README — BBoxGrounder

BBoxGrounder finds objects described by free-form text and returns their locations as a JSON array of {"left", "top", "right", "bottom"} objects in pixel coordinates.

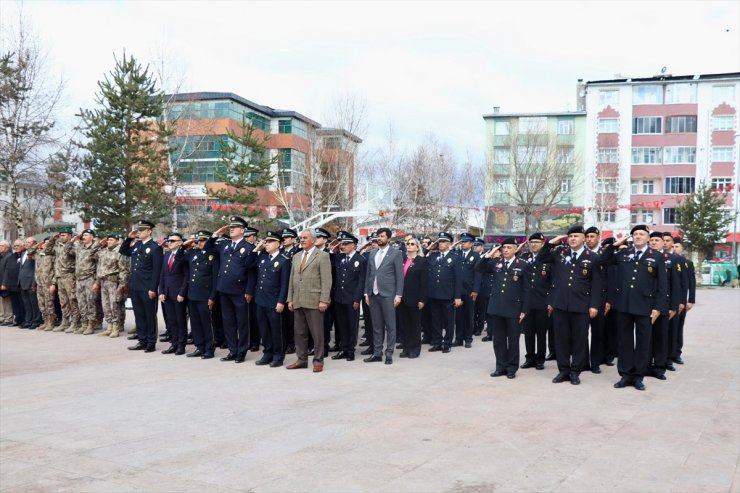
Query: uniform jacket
[
  {"left": 364, "top": 247, "right": 404, "bottom": 298},
  {"left": 73, "top": 241, "right": 100, "bottom": 281},
  {"left": 536, "top": 244, "right": 603, "bottom": 313},
  {"left": 119, "top": 238, "right": 163, "bottom": 292},
  {"left": 401, "top": 255, "right": 428, "bottom": 306},
  {"left": 96, "top": 247, "right": 130, "bottom": 285},
  {"left": 180, "top": 247, "right": 219, "bottom": 302},
  {"left": 159, "top": 248, "right": 188, "bottom": 300},
  {"left": 47, "top": 237, "right": 76, "bottom": 281},
  {"left": 455, "top": 249, "right": 482, "bottom": 295},
  {"left": 287, "top": 248, "right": 333, "bottom": 309},
  {"left": 662, "top": 252, "right": 683, "bottom": 312},
  {"left": 519, "top": 251, "right": 551, "bottom": 310},
  {"left": 249, "top": 251, "right": 291, "bottom": 308},
  {"left": 205, "top": 237, "right": 255, "bottom": 296},
  {"left": 426, "top": 250, "right": 463, "bottom": 300},
  {"left": 332, "top": 251, "right": 367, "bottom": 304},
  {"left": 476, "top": 256, "right": 531, "bottom": 318},
  {"left": 601, "top": 245, "right": 668, "bottom": 316}
]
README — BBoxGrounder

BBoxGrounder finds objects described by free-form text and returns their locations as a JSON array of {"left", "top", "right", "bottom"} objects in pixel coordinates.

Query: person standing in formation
[{"left": 96, "top": 234, "right": 130, "bottom": 338}]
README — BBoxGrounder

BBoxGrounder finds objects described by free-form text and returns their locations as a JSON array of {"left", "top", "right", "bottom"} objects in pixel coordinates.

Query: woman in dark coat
[{"left": 399, "top": 237, "right": 428, "bottom": 358}]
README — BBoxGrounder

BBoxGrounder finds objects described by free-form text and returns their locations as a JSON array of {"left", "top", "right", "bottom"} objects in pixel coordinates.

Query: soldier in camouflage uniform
[
  {"left": 96, "top": 234, "right": 130, "bottom": 338},
  {"left": 27, "top": 237, "right": 56, "bottom": 331},
  {"left": 48, "top": 228, "right": 82, "bottom": 333},
  {"left": 71, "top": 229, "right": 101, "bottom": 335}
]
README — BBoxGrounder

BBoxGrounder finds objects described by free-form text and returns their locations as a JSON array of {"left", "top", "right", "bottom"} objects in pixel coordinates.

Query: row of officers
[{"left": 15, "top": 216, "right": 696, "bottom": 389}]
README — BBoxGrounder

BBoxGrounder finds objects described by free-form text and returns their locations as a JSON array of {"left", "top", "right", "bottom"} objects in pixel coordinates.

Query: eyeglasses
[
  {"left": 405, "top": 242, "right": 416, "bottom": 246},
  {"left": 166, "top": 239, "right": 181, "bottom": 243}
]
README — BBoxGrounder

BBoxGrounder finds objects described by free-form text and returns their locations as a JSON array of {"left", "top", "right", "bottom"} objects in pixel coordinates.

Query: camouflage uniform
[
  {"left": 74, "top": 241, "right": 100, "bottom": 335},
  {"left": 96, "top": 244, "right": 130, "bottom": 338},
  {"left": 48, "top": 236, "right": 81, "bottom": 332},
  {"left": 28, "top": 245, "right": 56, "bottom": 331}
]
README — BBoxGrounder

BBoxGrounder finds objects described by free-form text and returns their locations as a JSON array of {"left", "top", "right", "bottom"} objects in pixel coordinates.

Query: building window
[
  {"left": 493, "top": 148, "right": 511, "bottom": 164},
  {"left": 633, "top": 85, "right": 663, "bottom": 104},
  {"left": 278, "top": 119, "right": 308, "bottom": 139},
  {"left": 494, "top": 121, "right": 510, "bottom": 135},
  {"left": 631, "top": 180, "right": 639, "bottom": 194},
  {"left": 712, "top": 146, "right": 734, "bottom": 162},
  {"left": 632, "top": 147, "right": 662, "bottom": 164},
  {"left": 558, "top": 120, "right": 574, "bottom": 135},
  {"left": 665, "top": 83, "right": 697, "bottom": 104},
  {"left": 278, "top": 149, "right": 307, "bottom": 193},
  {"left": 175, "top": 159, "right": 226, "bottom": 183},
  {"left": 597, "top": 148, "right": 619, "bottom": 163},
  {"left": 641, "top": 209, "right": 655, "bottom": 223},
  {"left": 642, "top": 180, "right": 655, "bottom": 194},
  {"left": 518, "top": 117, "right": 548, "bottom": 134},
  {"left": 557, "top": 146, "right": 574, "bottom": 164},
  {"left": 664, "top": 177, "right": 696, "bottom": 194},
  {"left": 598, "top": 118, "right": 619, "bottom": 133},
  {"left": 664, "top": 146, "right": 696, "bottom": 164},
  {"left": 713, "top": 85, "right": 736, "bottom": 104},
  {"left": 493, "top": 178, "right": 508, "bottom": 193},
  {"left": 596, "top": 210, "right": 616, "bottom": 222},
  {"left": 599, "top": 90, "right": 619, "bottom": 106},
  {"left": 663, "top": 208, "right": 679, "bottom": 225},
  {"left": 561, "top": 179, "right": 572, "bottom": 193},
  {"left": 596, "top": 177, "right": 618, "bottom": 193},
  {"left": 516, "top": 145, "right": 547, "bottom": 164},
  {"left": 712, "top": 115, "right": 735, "bottom": 131},
  {"left": 632, "top": 116, "right": 662, "bottom": 134},
  {"left": 711, "top": 177, "right": 732, "bottom": 190},
  {"left": 666, "top": 116, "right": 698, "bottom": 133}
]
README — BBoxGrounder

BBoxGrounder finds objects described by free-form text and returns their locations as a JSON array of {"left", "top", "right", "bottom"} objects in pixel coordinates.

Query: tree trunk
[{"left": 9, "top": 180, "right": 25, "bottom": 240}]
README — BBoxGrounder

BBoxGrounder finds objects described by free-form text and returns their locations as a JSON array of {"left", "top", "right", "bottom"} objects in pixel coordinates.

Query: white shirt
[{"left": 373, "top": 246, "right": 389, "bottom": 294}]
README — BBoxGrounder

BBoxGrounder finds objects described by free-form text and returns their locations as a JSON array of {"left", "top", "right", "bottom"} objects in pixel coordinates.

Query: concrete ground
[{"left": 1, "top": 289, "right": 739, "bottom": 493}]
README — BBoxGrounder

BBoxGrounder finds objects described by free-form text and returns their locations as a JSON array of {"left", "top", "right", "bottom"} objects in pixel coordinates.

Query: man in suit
[
  {"left": 0, "top": 241, "right": 14, "bottom": 325},
  {"left": 249, "top": 231, "right": 291, "bottom": 368},
  {"left": 647, "top": 232, "right": 681, "bottom": 380},
  {"left": 426, "top": 232, "right": 463, "bottom": 353},
  {"left": 331, "top": 231, "right": 366, "bottom": 362},
  {"left": 537, "top": 225, "right": 603, "bottom": 386},
  {"left": 602, "top": 225, "right": 668, "bottom": 391},
  {"left": 18, "top": 237, "right": 42, "bottom": 329},
  {"left": 206, "top": 216, "right": 256, "bottom": 364},
  {"left": 120, "top": 220, "right": 164, "bottom": 352},
  {"left": 286, "top": 228, "right": 333, "bottom": 372},
  {"left": 453, "top": 232, "right": 481, "bottom": 348},
  {"left": 159, "top": 233, "right": 189, "bottom": 355},
  {"left": 1, "top": 240, "right": 25, "bottom": 326},
  {"left": 363, "top": 227, "right": 404, "bottom": 365}
]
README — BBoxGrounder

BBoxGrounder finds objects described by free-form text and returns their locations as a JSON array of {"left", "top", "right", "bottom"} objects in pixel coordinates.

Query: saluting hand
[
  {"left": 549, "top": 235, "right": 567, "bottom": 246},
  {"left": 128, "top": 230, "right": 138, "bottom": 239}
]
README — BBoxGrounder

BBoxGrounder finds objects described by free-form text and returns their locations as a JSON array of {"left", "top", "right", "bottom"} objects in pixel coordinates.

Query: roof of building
[
  {"left": 586, "top": 72, "right": 740, "bottom": 85},
  {"left": 482, "top": 110, "right": 586, "bottom": 119},
  {"left": 168, "top": 92, "right": 321, "bottom": 128},
  {"left": 316, "top": 127, "right": 363, "bottom": 143}
]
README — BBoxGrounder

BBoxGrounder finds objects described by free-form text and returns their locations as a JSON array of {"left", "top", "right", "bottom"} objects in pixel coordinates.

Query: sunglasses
[
  {"left": 166, "top": 239, "right": 181, "bottom": 243},
  {"left": 405, "top": 242, "right": 416, "bottom": 246}
]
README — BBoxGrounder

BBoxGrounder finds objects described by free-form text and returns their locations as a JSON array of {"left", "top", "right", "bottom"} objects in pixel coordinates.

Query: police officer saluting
[
  {"left": 520, "top": 232, "right": 550, "bottom": 370},
  {"left": 453, "top": 232, "right": 481, "bottom": 348},
  {"left": 182, "top": 230, "right": 219, "bottom": 359},
  {"left": 331, "top": 231, "right": 366, "bottom": 361},
  {"left": 426, "top": 232, "right": 463, "bottom": 353},
  {"left": 246, "top": 231, "right": 291, "bottom": 367},
  {"left": 120, "top": 220, "right": 163, "bottom": 352}
]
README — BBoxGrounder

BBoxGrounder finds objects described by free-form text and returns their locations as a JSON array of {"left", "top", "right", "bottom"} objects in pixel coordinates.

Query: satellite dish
[{"left": 660, "top": 66, "right": 667, "bottom": 74}]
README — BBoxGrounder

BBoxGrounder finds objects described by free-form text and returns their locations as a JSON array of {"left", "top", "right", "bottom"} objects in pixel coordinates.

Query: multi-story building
[
  {"left": 166, "top": 92, "right": 360, "bottom": 229},
  {"left": 482, "top": 109, "right": 586, "bottom": 237},
  {"left": 582, "top": 73, "right": 740, "bottom": 235}
]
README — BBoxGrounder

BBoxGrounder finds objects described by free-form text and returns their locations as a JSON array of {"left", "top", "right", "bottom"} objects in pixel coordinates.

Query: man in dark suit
[
  {"left": 19, "top": 237, "right": 42, "bottom": 329},
  {"left": 363, "top": 227, "right": 404, "bottom": 365},
  {"left": 602, "top": 225, "right": 668, "bottom": 391},
  {"left": 249, "top": 231, "right": 291, "bottom": 367},
  {"left": 537, "top": 225, "right": 602, "bottom": 386},
  {"left": 159, "top": 233, "right": 189, "bottom": 355},
  {"left": 206, "top": 216, "right": 256, "bottom": 364},
  {"left": 519, "top": 232, "right": 550, "bottom": 370},
  {"left": 331, "top": 231, "right": 366, "bottom": 362},
  {"left": 280, "top": 228, "right": 300, "bottom": 355},
  {"left": 453, "top": 232, "right": 481, "bottom": 348},
  {"left": 426, "top": 232, "right": 463, "bottom": 353},
  {"left": 182, "top": 230, "right": 219, "bottom": 359},
  {"left": 647, "top": 232, "right": 681, "bottom": 380},
  {"left": 670, "top": 236, "right": 695, "bottom": 366},
  {"left": 1, "top": 240, "right": 24, "bottom": 326},
  {"left": 584, "top": 226, "right": 608, "bottom": 374},
  {"left": 120, "top": 220, "right": 164, "bottom": 352}
]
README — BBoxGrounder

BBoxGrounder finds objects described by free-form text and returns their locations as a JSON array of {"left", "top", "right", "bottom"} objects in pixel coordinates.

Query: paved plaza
[{"left": 1, "top": 289, "right": 739, "bottom": 492}]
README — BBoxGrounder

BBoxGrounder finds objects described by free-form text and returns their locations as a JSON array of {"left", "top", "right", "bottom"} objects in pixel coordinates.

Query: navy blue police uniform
[
  {"left": 330, "top": 231, "right": 367, "bottom": 361},
  {"left": 181, "top": 230, "right": 219, "bottom": 358},
  {"left": 453, "top": 233, "right": 482, "bottom": 348},
  {"left": 426, "top": 232, "right": 463, "bottom": 352},
  {"left": 520, "top": 233, "right": 551, "bottom": 368},
  {"left": 279, "top": 228, "right": 300, "bottom": 354}
]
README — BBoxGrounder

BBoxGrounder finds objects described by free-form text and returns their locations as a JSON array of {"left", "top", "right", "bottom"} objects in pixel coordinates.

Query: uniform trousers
[
  {"left": 604, "top": 310, "right": 618, "bottom": 362},
  {"left": 617, "top": 311, "right": 651, "bottom": 380},
  {"left": 36, "top": 281, "right": 55, "bottom": 323},
  {"left": 334, "top": 302, "right": 359, "bottom": 354},
  {"left": 454, "top": 293, "right": 475, "bottom": 344},
  {"left": 398, "top": 303, "right": 421, "bottom": 357},
  {"left": 552, "top": 309, "right": 589, "bottom": 375},
  {"left": 589, "top": 309, "right": 606, "bottom": 369},
  {"left": 9, "top": 291, "right": 23, "bottom": 324},
  {"left": 368, "top": 294, "right": 397, "bottom": 358},
  {"left": 361, "top": 298, "right": 373, "bottom": 346},
  {"left": 675, "top": 311, "right": 687, "bottom": 359},
  {"left": 211, "top": 299, "right": 225, "bottom": 346},
  {"left": 56, "top": 276, "right": 80, "bottom": 324},
  {"left": 524, "top": 308, "right": 548, "bottom": 365},
  {"left": 293, "top": 307, "right": 324, "bottom": 363},
  {"left": 220, "top": 292, "right": 249, "bottom": 354},
  {"left": 281, "top": 310, "right": 295, "bottom": 350},
  {"left": 248, "top": 300, "right": 260, "bottom": 349},
  {"left": 427, "top": 298, "right": 454, "bottom": 348},
  {"left": 188, "top": 300, "right": 214, "bottom": 354},
  {"left": 650, "top": 314, "right": 669, "bottom": 374},
  {"left": 131, "top": 289, "right": 158, "bottom": 348},
  {"left": 474, "top": 295, "right": 489, "bottom": 336},
  {"left": 491, "top": 314, "right": 521, "bottom": 375},
  {"left": 256, "top": 304, "right": 283, "bottom": 363},
  {"left": 162, "top": 296, "right": 187, "bottom": 349}
]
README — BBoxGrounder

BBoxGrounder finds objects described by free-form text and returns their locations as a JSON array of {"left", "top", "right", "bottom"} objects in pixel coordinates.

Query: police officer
[
  {"left": 248, "top": 231, "right": 291, "bottom": 367},
  {"left": 206, "top": 216, "right": 256, "bottom": 363},
  {"left": 244, "top": 226, "right": 261, "bottom": 353},
  {"left": 453, "top": 232, "right": 481, "bottom": 348},
  {"left": 330, "top": 231, "right": 366, "bottom": 361},
  {"left": 519, "top": 232, "right": 550, "bottom": 370},
  {"left": 120, "top": 220, "right": 163, "bottom": 352},
  {"left": 280, "top": 228, "right": 299, "bottom": 355},
  {"left": 601, "top": 237, "right": 618, "bottom": 366},
  {"left": 602, "top": 225, "right": 668, "bottom": 391},
  {"left": 537, "top": 225, "right": 602, "bottom": 385},
  {"left": 670, "top": 236, "right": 695, "bottom": 366},
  {"left": 426, "top": 232, "right": 463, "bottom": 353},
  {"left": 359, "top": 233, "right": 377, "bottom": 354},
  {"left": 471, "top": 237, "right": 489, "bottom": 337},
  {"left": 181, "top": 230, "right": 219, "bottom": 359},
  {"left": 584, "top": 226, "right": 608, "bottom": 373}
]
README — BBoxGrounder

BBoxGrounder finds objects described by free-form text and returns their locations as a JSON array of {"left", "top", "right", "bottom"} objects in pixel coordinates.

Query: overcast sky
[{"left": 3, "top": 0, "right": 739, "bottom": 166}]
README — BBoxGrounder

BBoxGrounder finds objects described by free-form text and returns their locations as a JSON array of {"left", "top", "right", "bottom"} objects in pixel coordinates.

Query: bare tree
[{"left": 0, "top": 13, "right": 63, "bottom": 239}]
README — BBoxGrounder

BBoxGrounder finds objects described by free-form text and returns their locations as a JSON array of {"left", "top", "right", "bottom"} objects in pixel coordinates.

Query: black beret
[
  {"left": 649, "top": 231, "right": 663, "bottom": 239},
  {"left": 529, "top": 232, "right": 545, "bottom": 241},
  {"left": 501, "top": 237, "right": 517, "bottom": 246},
  {"left": 82, "top": 228, "right": 96, "bottom": 236},
  {"left": 585, "top": 226, "right": 600, "bottom": 235},
  {"left": 601, "top": 237, "right": 616, "bottom": 246},
  {"left": 672, "top": 236, "right": 682, "bottom": 244},
  {"left": 630, "top": 224, "right": 649, "bottom": 235},
  {"left": 567, "top": 225, "right": 585, "bottom": 235}
]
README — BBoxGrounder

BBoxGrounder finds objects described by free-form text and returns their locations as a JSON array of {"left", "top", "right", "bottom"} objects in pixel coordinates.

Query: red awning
[{"left": 726, "top": 233, "right": 740, "bottom": 243}]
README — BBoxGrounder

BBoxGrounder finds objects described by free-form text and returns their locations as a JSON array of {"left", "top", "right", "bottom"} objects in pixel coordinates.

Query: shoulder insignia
[
  {"left": 677, "top": 263, "right": 682, "bottom": 272},
  {"left": 240, "top": 247, "right": 245, "bottom": 254},
  {"left": 208, "top": 255, "right": 213, "bottom": 261},
  {"left": 274, "top": 261, "right": 280, "bottom": 268},
  {"left": 145, "top": 248, "right": 150, "bottom": 254}
]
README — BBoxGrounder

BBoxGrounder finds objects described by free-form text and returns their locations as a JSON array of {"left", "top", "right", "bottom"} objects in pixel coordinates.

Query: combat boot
[
  {"left": 74, "top": 321, "right": 86, "bottom": 334},
  {"left": 43, "top": 320, "right": 55, "bottom": 331},
  {"left": 65, "top": 321, "right": 78, "bottom": 333},
  {"left": 53, "top": 319, "right": 68, "bottom": 332},
  {"left": 109, "top": 322, "right": 120, "bottom": 338},
  {"left": 82, "top": 322, "right": 95, "bottom": 335},
  {"left": 98, "top": 324, "right": 112, "bottom": 337}
]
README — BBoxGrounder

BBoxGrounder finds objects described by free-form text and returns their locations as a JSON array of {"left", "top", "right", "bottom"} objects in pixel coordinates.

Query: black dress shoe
[
  {"left": 654, "top": 372, "right": 667, "bottom": 380},
  {"left": 604, "top": 359, "right": 615, "bottom": 366},
  {"left": 201, "top": 353, "right": 215, "bottom": 359},
  {"left": 428, "top": 346, "right": 442, "bottom": 352},
  {"left": 570, "top": 374, "right": 581, "bottom": 385},
  {"left": 520, "top": 361, "right": 536, "bottom": 369},
  {"left": 441, "top": 346, "right": 451, "bottom": 353},
  {"left": 674, "top": 356, "right": 684, "bottom": 365},
  {"left": 591, "top": 366, "right": 602, "bottom": 374},
  {"left": 633, "top": 379, "right": 646, "bottom": 391},
  {"left": 536, "top": 364, "right": 545, "bottom": 370},
  {"left": 614, "top": 376, "right": 632, "bottom": 388},
  {"left": 269, "top": 360, "right": 283, "bottom": 368},
  {"left": 128, "top": 342, "right": 146, "bottom": 351},
  {"left": 364, "top": 355, "right": 382, "bottom": 363},
  {"left": 255, "top": 357, "right": 271, "bottom": 366},
  {"left": 249, "top": 345, "right": 260, "bottom": 352},
  {"left": 144, "top": 346, "right": 156, "bottom": 353},
  {"left": 21, "top": 322, "right": 31, "bottom": 328},
  {"left": 507, "top": 373, "right": 516, "bottom": 379},
  {"left": 452, "top": 340, "right": 463, "bottom": 347},
  {"left": 482, "top": 336, "right": 492, "bottom": 342},
  {"left": 234, "top": 352, "right": 246, "bottom": 363},
  {"left": 666, "top": 363, "right": 676, "bottom": 371},
  {"left": 346, "top": 353, "right": 355, "bottom": 361},
  {"left": 175, "top": 348, "right": 186, "bottom": 356},
  {"left": 159, "top": 335, "right": 172, "bottom": 343},
  {"left": 399, "top": 352, "right": 409, "bottom": 358},
  {"left": 545, "top": 353, "right": 556, "bottom": 361},
  {"left": 395, "top": 344, "right": 403, "bottom": 350},
  {"left": 219, "top": 342, "right": 228, "bottom": 349},
  {"left": 464, "top": 341, "right": 472, "bottom": 348},
  {"left": 328, "top": 344, "right": 340, "bottom": 352},
  {"left": 331, "top": 352, "right": 347, "bottom": 360},
  {"left": 221, "top": 352, "right": 237, "bottom": 362},
  {"left": 473, "top": 331, "right": 481, "bottom": 336},
  {"left": 285, "top": 344, "right": 296, "bottom": 354},
  {"left": 421, "top": 338, "right": 431, "bottom": 345},
  {"left": 187, "top": 349, "right": 204, "bottom": 358},
  {"left": 385, "top": 357, "right": 393, "bottom": 365},
  {"left": 308, "top": 348, "right": 315, "bottom": 356},
  {"left": 552, "top": 372, "right": 569, "bottom": 383},
  {"left": 161, "top": 346, "right": 177, "bottom": 354},
  {"left": 490, "top": 370, "right": 505, "bottom": 377},
  {"left": 127, "top": 334, "right": 138, "bottom": 340},
  {"left": 408, "top": 353, "right": 419, "bottom": 359},
  {"left": 360, "top": 348, "right": 373, "bottom": 355},
  {"left": 358, "top": 340, "right": 370, "bottom": 347}
]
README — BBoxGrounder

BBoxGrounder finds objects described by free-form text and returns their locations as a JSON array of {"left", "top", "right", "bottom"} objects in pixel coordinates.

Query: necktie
[
  {"left": 300, "top": 251, "right": 309, "bottom": 272},
  {"left": 635, "top": 250, "right": 642, "bottom": 262},
  {"left": 375, "top": 248, "right": 385, "bottom": 268},
  {"left": 168, "top": 253, "right": 174, "bottom": 272}
]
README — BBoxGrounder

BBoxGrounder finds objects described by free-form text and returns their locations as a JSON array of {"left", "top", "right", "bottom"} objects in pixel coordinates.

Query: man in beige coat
[{"left": 286, "top": 228, "right": 333, "bottom": 372}]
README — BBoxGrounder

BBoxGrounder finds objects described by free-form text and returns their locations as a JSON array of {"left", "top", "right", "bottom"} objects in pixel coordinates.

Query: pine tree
[
  {"left": 73, "top": 52, "right": 171, "bottom": 233},
  {"left": 206, "top": 114, "right": 276, "bottom": 227},
  {"left": 676, "top": 182, "right": 735, "bottom": 261}
]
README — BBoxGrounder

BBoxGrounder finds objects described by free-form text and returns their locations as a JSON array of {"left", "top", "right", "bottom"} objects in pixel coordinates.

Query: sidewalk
[{"left": 1, "top": 290, "right": 739, "bottom": 492}]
